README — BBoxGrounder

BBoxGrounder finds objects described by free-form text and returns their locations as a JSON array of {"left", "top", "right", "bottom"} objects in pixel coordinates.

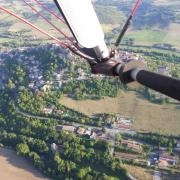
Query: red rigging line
[
  {"left": 0, "top": 5, "right": 95, "bottom": 63},
  {"left": 115, "top": 0, "right": 142, "bottom": 46},
  {"left": 131, "top": 0, "right": 141, "bottom": 17},
  {"left": 22, "top": 0, "right": 72, "bottom": 42},
  {"left": 0, "top": 5, "right": 95, "bottom": 64},
  {"left": 0, "top": 5, "right": 68, "bottom": 48},
  {"left": 32, "top": 0, "right": 65, "bottom": 24}
]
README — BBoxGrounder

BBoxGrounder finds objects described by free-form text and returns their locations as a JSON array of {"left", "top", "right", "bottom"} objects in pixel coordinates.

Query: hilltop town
[{"left": 0, "top": 44, "right": 180, "bottom": 179}]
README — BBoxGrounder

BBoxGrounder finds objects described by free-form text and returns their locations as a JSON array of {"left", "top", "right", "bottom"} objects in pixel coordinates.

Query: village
[
  {"left": 52, "top": 117, "right": 180, "bottom": 170},
  {"left": 0, "top": 44, "right": 179, "bottom": 173},
  {"left": 43, "top": 107, "right": 179, "bottom": 173},
  {"left": 0, "top": 44, "right": 170, "bottom": 94}
]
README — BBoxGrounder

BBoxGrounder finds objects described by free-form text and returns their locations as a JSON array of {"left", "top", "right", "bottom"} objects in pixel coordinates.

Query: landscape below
[{"left": 0, "top": 0, "right": 180, "bottom": 180}]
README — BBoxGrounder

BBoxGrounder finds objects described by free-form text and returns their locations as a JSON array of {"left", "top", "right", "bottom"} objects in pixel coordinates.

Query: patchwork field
[
  {"left": 0, "top": 0, "right": 180, "bottom": 49},
  {"left": 0, "top": 148, "right": 48, "bottom": 180},
  {"left": 60, "top": 91, "right": 180, "bottom": 135},
  {"left": 0, "top": 0, "right": 71, "bottom": 46},
  {"left": 164, "top": 23, "right": 180, "bottom": 48},
  {"left": 125, "top": 23, "right": 180, "bottom": 49}
]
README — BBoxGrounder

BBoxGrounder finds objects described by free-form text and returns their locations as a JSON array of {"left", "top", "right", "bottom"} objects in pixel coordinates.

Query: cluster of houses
[
  {"left": 1, "top": 45, "right": 149, "bottom": 95},
  {"left": 56, "top": 125, "right": 99, "bottom": 140},
  {"left": 53, "top": 123, "right": 180, "bottom": 169},
  {"left": 111, "top": 117, "right": 133, "bottom": 130},
  {"left": 159, "top": 152, "right": 177, "bottom": 167},
  {"left": 54, "top": 124, "right": 144, "bottom": 162},
  {"left": 41, "top": 105, "right": 64, "bottom": 115},
  {"left": 148, "top": 151, "right": 179, "bottom": 168},
  {"left": 105, "top": 114, "right": 134, "bottom": 130},
  {"left": 115, "top": 51, "right": 146, "bottom": 64},
  {"left": 25, "top": 51, "right": 68, "bottom": 92},
  {"left": 23, "top": 45, "right": 91, "bottom": 91},
  {"left": 27, "top": 57, "right": 45, "bottom": 92},
  {"left": 148, "top": 141, "right": 180, "bottom": 168},
  {"left": 121, "top": 139, "right": 142, "bottom": 152},
  {"left": 56, "top": 124, "right": 142, "bottom": 152},
  {"left": 56, "top": 124, "right": 119, "bottom": 143},
  {"left": 0, "top": 45, "right": 71, "bottom": 93}
]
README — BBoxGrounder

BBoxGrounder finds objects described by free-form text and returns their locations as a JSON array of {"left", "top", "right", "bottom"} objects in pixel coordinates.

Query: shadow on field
[{"left": 0, "top": 148, "right": 47, "bottom": 179}]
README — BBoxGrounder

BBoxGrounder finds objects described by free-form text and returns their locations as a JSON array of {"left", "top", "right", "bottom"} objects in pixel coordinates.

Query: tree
[
  {"left": 115, "top": 133, "right": 121, "bottom": 142},
  {"left": 16, "top": 143, "right": 30, "bottom": 155},
  {"left": 102, "top": 127, "right": 107, "bottom": 133},
  {"left": 85, "top": 174, "right": 93, "bottom": 180},
  {"left": 77, "top": 167, "right": 91, "bottom": 179},
  {"left": 168, "top": 142, "right": 173, "bottom": 154},
  {"left": 29, "top": 151, "right": 44, "bottom": 169},
  {"left": 7, "top": 79, "right": 15, "bottom": 90},
  {"left": 65, "top": 161, "right": 76, "bottom": 173},
  {"left": 54, "top": 153, "right": 66, "bottom": 173}
]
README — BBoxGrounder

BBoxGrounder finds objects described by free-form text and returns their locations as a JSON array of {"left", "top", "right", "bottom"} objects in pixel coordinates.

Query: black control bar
[
  {"left": 119, "top": 67, "right": 180, "bottom": 101},
  {"left": 135, "top": 69, "right": 180, "bottom": 101}
]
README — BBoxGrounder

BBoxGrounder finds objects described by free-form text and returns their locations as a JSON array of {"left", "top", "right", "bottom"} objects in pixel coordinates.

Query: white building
[
  {"left": 177, "top": 141, "right": 180, "bottom": 148},
  {"left": 158, "top": 66, "right": 169, "bottom": 75},
  {"left": 51, "top": 143, "right": 58, "bottom": 152},
  {"left": 62, "top": 125, "right": 76, "bottom": 133}
]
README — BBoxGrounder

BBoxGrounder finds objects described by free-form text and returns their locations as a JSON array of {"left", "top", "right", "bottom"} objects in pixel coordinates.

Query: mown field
[
  {"left": 60, "top": 91, "right": 180, "bottom": 135},
  {"left": 122, "top": 164, "right": 153, "bottom": 180},
  {"left": 0, "top": 148, "right": 48, "bottom": 180}
]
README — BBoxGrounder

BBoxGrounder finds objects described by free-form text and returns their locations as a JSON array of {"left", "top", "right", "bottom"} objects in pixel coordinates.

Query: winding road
[{"left": 15, "top": 100, "right": 136, "bottom": 136}]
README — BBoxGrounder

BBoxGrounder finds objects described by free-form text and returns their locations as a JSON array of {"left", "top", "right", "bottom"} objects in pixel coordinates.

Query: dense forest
[{"left": 0, "top": 89, "right": 128, "bottom": 179}]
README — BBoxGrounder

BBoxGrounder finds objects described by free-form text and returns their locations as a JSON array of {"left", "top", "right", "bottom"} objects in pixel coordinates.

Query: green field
[
  {"left": 60, "top": 91, "right": 180, "bottom": 136},
  {"left": 123, "top": 23, "right": 180, "bottom": 49},
  {"left": 126, "top": 30, "right": 167, "bottom": 44}
]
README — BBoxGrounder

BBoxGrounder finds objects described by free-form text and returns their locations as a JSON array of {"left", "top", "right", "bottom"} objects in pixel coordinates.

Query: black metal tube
[
  {"left": 53, "top": 0, "right": 78, "bottom": 42},
  {"left": 134, "top": 69, "right": 180, "bottom": 101},
  {"left": 115, "top": 15, "right": 132, "bottom": 47}
]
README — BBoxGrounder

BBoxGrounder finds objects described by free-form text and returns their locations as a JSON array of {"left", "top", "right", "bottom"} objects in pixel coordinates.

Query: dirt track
[{"left": 0, "top": 148, "right": 48, "bottom": 180}]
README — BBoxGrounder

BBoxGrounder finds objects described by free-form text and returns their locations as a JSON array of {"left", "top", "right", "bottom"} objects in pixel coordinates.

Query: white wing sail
[{"left": 55, "top": 0, "right": 109, "bottom": 59}]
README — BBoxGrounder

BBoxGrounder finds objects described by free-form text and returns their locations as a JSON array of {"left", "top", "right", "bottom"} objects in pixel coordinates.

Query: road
[
  {"left": 15, "top": 102, "right": 136, "bottom": 136},
  {"left": 14, "top": 101, "right": 141, "bottom": 180},
  {"left": 15, "top": 104, "right": 91, "bottom": 128}
]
